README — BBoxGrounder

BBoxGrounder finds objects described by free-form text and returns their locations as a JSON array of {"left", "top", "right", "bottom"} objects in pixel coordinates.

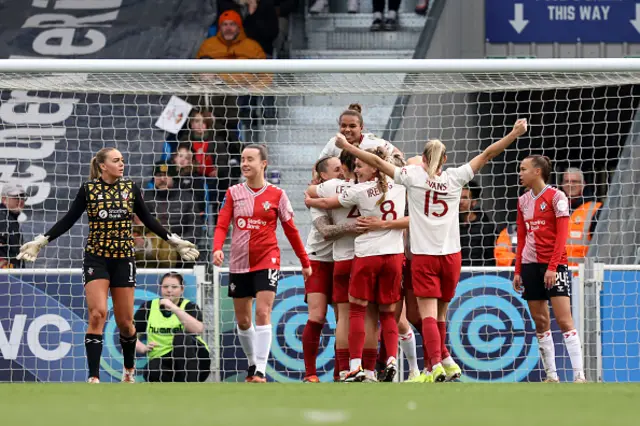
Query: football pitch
[{"left": 2, "top": 383, "right": 638, "bottom": 426}]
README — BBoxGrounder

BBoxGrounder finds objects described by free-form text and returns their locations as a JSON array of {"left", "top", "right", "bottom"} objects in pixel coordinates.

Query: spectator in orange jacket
[
  {"left": 196, "top": 10, "right": 270, "bottom": 87},
  {"left": 197, "top": 10, "right": 265, "bottom": 61}
]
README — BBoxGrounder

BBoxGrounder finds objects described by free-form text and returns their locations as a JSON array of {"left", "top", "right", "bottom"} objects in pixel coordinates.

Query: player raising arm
[
  {"left": 306, "top": 146, "right": 406, "bottom": 382},
  {"left": 17, "top": 147, "right": 199, "bottom": 384},
  {"left": 513, "top": 155, "right": 586, "bottom": 383},
  {"left": 336, "top": 119, "right": 528, "bottom": 382},
  {"left": 213, "top": 144, "right": 311, "bottom": 383}
]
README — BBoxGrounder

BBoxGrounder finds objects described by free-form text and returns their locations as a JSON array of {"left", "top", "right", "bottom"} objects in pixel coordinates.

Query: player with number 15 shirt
[{"left": 338, "top": 120, "right": 529, "bottom": 382}]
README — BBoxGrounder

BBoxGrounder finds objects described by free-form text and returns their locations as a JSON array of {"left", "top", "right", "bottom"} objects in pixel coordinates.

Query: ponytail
[
  {"left": 423, "top": 139, "right": 446, "bottom": 179},
  {"left": 89, "top": 147, "right": 117, "bottom": 180},
  {"left": 365, "top": 147, "right": 389, "bottom": 206}
]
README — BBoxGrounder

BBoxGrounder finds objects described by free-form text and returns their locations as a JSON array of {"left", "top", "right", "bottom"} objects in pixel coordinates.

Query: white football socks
[
  {"left": 237, "top": 324, "right": 256, "bottom": 367},
  {"left": 254, "top": 324, "right": 273, "bottom": 375},
  {"left": 537, "top": 330, "right": 558, "bottom": 380},
  {"left": 399, "top": 331, "right": 419, "bottom": 373},
  {"left": 563, "top": 329, "right": 585, "bottom": 380}
]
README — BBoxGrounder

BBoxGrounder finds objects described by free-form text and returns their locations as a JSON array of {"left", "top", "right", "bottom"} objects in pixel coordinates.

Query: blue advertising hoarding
[
  {"left": 0, "top": 271, "right": 198, "bottom": 382},
  {"left": 601, "top": 270, "right": 640, "bottom": 382},
  {"left": 486, "top": 0, "right": 640, "bottom": 43},
  {"left": 217, "top": 270, "right": 575, "bottom": 383}
]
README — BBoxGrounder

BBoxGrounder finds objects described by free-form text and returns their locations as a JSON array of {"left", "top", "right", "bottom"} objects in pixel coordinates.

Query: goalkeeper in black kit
[{"left": 18, "top": 147, "right": 199, "bottom": 383}]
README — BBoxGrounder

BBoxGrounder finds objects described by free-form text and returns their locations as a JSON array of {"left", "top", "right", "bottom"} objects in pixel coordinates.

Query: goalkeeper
[{"left": 17, "top": 147, "right": 199, "bottom": 384}]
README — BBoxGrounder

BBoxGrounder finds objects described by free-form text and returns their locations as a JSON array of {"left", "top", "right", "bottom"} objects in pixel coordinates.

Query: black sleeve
[
  {"left": 590, "top": 207, "right": 600, "bottom": 236},
  {"left": 244, "top": 0, "right": 280, "bottom": 51},
  {"left": 134, "top": 300, "right": 151, "bottom": 334},
  {"left": 184, "top": 301, "right": 203, "bottom": 322},
  {"left": 0, "top": 213, "right": 9, "bottom": 259},
  {"left": 45, "top": 185, "right": 87, "bottom": 242},
  {"left": 132, "top": 183, "right": 169, "bottom": 240}
]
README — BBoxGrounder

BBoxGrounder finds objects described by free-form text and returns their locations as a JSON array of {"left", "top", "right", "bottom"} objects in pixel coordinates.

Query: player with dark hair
[
  {"left": 513, "top": 155, "right": 586, "bottom": 383},
  {"left": 319, "top": 103, "right": 399, "bottom": 159},
  {"left": 17, "top": 147, "right": 199, "bottom": 383},
  {"left": 306, "top": 138, "right": 406, "bottom": 382},
  {"left": 213, "top": 144, "right": 311, "bottom": 383},
  {"left": 335, "top": 119, "right": 528, "bottom": 382}
]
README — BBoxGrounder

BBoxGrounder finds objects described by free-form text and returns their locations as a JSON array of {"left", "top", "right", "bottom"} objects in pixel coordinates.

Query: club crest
[{"left": 263, "top": 201, "right": 271, "bottom": 211}]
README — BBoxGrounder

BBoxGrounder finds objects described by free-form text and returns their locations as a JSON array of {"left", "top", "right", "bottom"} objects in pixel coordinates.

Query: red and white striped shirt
[
  {"left": 214, "top": 183, "right": 310, "bottom": 273},
  {"left": 515, "top": 185, "right": 570, "bottom": 274}
]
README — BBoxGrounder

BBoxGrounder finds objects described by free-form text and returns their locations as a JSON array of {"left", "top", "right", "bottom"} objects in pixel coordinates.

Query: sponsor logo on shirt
[
  {"left": 236, "top": 217, "right": 268, "bottom": 230},
  {"left": 98, "top": 210, "right": 108, "bottom": 219},
  {"left": 526, "top": 219, "right": 546, "bottom": 231}
]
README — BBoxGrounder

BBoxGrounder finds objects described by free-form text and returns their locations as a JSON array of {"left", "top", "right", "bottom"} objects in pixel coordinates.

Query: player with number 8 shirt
[
  {"left": 305, "top": 144, "right": 406, "bottom": 382},
  {"left": 338, "top": 119, "right": 528, "bottom": 382},
  {"left": 213, "top": 144, "right": 312, "bottom": 383}
]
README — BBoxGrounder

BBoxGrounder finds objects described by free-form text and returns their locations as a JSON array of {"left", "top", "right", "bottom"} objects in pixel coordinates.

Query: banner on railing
[
  {"left": 217, "top": 269, "right": 575, "bottom": 382},
  {"left": 0, "top": 270, "right": 198, "bottom": 382}
]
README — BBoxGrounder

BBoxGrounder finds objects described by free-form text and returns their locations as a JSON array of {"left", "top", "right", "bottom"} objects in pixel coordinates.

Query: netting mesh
[{"left": 1, "top": 63, "right": 639, "bottom": 382}]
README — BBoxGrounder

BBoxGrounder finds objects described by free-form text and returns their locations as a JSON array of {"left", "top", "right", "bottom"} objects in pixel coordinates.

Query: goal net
[{"left": 1, "top": 58, "right": 639, "bottom": 383}]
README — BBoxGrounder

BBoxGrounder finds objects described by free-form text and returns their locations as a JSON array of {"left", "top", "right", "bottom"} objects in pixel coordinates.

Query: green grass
[{"left": 2, "top": 383, "right": 639, "bottom": 426}]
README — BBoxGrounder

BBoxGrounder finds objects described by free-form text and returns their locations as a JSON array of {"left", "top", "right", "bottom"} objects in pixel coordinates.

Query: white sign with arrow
[{"left": 509, "top": 3, "right": 529, "bottom": 34}]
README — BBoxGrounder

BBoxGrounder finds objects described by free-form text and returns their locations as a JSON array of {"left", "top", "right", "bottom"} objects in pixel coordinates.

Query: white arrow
[
  {"left": 509, "top": 3, "right": 529, "bottom": 34},
  {"left": 630, "top": 3, "right": 640, "bottom": 34}
]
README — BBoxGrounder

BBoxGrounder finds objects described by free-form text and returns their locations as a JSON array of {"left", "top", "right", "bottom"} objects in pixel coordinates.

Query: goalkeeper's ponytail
[{"left": 89, "top": 147, "right": 116, "bottom": 180}]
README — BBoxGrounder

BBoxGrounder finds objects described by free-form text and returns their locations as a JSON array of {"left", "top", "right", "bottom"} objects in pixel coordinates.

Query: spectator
[
  {"left": 459, "top": 181, "right": 496, "bottom": 267},
  {"left": 0, "top": 183, "right": 25, "bottom": 269},
  {"left": 370, "top": 0, "right": 401, "bottom": 31},
  {"left": 218, "top": 0, "right": 279, "bottom": 57},
  {"left": 178, "top": 111, "right": 242, "bottom": 216},
  {"left": 135, "top": 272, "right": 210, "bottom": 382},
  {"left": 145, "top": 161, "right": 205, "bottom": 246},
  {"left": 561, "top": 167, "right": 602, "bottom": 265}
]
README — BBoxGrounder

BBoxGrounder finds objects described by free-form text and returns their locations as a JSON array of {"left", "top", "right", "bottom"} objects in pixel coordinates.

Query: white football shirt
[
  {"left": 394, "top": 163, "right": 474, "bottom": 255},
  {"left": 305, "top": 207, "right": 333, "bottom": 262},
  {"left": 338, "top": 179, "right": 406, "bottom": 257},
  {"left": 319, "top": 133, "right": 395, "bottom": 159},
  {"left": 317, "top": 178, "right": 358, "bottom": 261}
]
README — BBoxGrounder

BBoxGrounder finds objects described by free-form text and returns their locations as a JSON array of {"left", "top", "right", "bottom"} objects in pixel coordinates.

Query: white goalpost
[{"left": 1, "top": 58, "right": 639, "bottom": 383}]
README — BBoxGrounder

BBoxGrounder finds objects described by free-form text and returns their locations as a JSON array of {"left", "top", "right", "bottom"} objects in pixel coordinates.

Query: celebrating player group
[{"left": 213, "top": 101, "right": 586, "bottom": 384}]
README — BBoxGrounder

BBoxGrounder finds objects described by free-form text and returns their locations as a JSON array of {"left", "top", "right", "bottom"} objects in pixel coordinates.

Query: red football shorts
[
  {"left": 349, "top": 254, "right": 403, "bottom": 305},
  {"left": 332, "top": 259, "right": 353, "bottom": 304},
  {"left": 306, "top": 260, "right": 334, "bottom": 302},
  {"left": 411, "top": 252, "right": 462, "bottom": 302},
  {"left": 402, "top": 257, "right": 412, "bottom": 291}
]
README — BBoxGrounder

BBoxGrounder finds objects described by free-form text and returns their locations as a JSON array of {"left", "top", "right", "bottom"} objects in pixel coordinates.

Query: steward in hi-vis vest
[{"left": 134, "top": 273, "right": 210, "bottom": 382}]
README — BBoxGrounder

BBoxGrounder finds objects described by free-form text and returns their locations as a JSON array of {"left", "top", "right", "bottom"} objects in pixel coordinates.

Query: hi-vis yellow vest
[
  {"left": 566, "top": 201, "right": 602, "bottom": 265},
  {"left": 146, "top": 298, "right": 207, "bottom": 360}
]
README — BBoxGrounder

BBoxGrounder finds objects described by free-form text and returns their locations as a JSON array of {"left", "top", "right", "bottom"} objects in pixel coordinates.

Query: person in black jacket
[
  {"left": 0, "top": 183, "right": 26, "bottom": 269},
  {"left": 17, "top": 147, "right": 199, "bottom": 384},
  {"left": 459, "top": 181, "right": 496, "bottom": 267}
]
